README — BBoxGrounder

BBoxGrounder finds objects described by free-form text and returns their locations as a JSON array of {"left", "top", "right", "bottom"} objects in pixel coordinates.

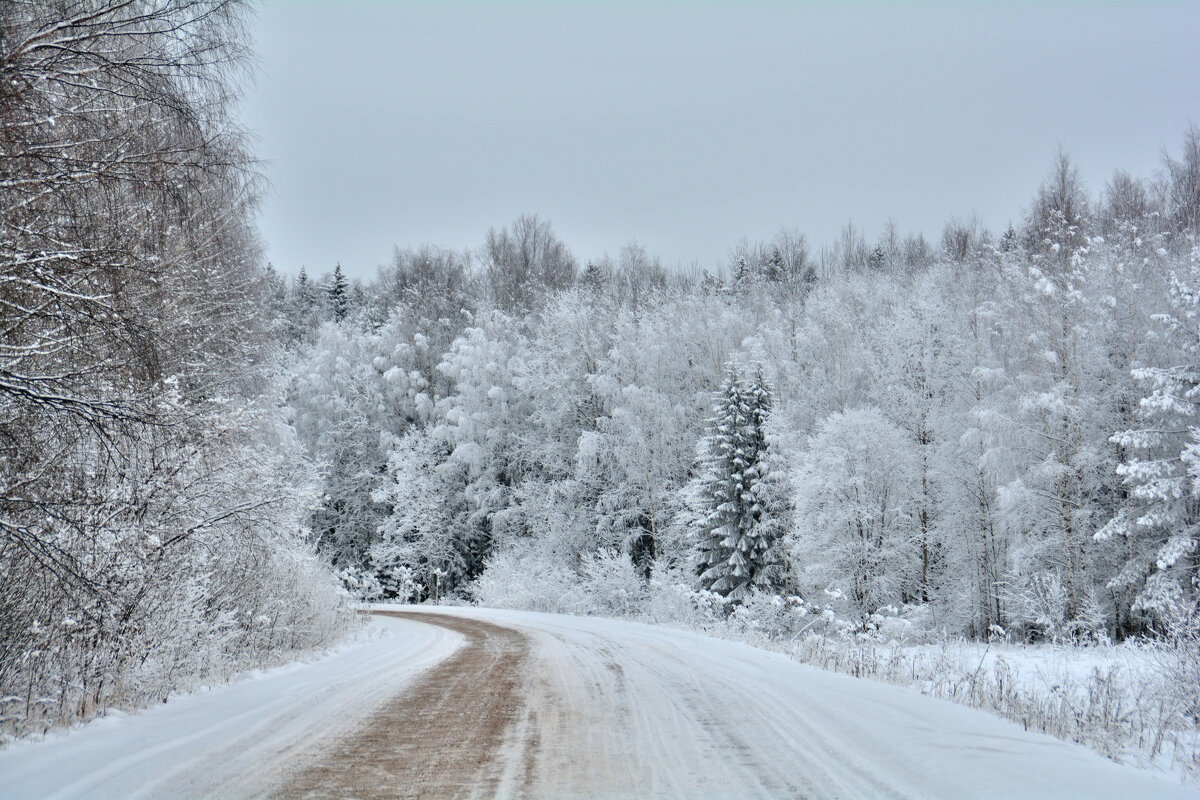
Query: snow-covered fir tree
[
  {"left": 1098, "top": 249, "right": 1200, "bottom": 621},
  {"left": 328, "top": 263, "right": 350, "bottom": 322},
  {"left": 691, "top": 365, "right": 788, "bottom": 603}
]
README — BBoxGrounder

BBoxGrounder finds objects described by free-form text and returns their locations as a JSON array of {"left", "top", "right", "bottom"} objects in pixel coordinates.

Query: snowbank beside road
[{"left": 0, "top": 614, "right": 461, "bottom": 799}]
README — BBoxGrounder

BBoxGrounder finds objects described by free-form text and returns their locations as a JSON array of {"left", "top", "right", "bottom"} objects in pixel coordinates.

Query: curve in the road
[
  {"left": 276, "top": 613, "right": 529, "bottom": 800},
  {"left": 286, "top": 608, "right": 1199, "bottom": 800}
]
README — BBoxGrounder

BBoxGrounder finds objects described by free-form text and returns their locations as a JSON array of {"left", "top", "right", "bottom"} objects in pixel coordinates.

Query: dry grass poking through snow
[{"left": 770, "top": 631, "right": 1200, "bottom": 784}]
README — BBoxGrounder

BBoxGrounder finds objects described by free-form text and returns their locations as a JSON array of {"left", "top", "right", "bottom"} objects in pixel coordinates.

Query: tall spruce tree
[
  {"left": 1098, "top": 255, "right": 1200, "bottom": 622},
  {"left": 328, "top": 263, "right": 350, "bottom": 321},
  {"left": 692, "top": 365, "right": 787, "bottom": 602}
]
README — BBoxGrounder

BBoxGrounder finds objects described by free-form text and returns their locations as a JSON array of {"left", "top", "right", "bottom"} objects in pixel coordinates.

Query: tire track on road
[{"left": 275, "top": 612, "right": 529, "bottom": 800}]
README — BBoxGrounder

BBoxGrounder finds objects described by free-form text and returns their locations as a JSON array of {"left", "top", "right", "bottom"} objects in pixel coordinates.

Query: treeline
[
  {"left": 0, "top": 1, "right": 350, "bottom": 741},
  {"left": 282, "top": 130, "right": 1200, "bottom": 643}
]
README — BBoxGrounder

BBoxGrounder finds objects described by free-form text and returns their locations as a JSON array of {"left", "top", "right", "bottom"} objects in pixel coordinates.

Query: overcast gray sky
[{"left": 242, "top": 1, "right": 1200, "bottom": 280}]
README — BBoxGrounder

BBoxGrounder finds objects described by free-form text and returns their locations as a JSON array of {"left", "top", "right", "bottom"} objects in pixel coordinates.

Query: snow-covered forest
[
  {"left": 280, "top": 129, "right": 1200, "bottom": 652},
  {"left": 4, "top": 0, "right": 1200, "bottom": 775}
]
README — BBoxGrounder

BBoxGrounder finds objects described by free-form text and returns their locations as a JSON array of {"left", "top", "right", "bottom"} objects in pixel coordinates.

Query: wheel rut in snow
[{"left": 275, "top": 611, "right": 529, "bottom": 800}]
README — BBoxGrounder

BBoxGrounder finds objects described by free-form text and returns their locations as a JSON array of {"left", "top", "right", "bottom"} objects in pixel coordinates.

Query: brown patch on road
[{"left": 275, "top": 612, "right": 530, "bottom": 800}]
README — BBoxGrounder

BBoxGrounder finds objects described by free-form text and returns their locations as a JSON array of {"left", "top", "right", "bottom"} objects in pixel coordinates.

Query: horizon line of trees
[{"left": 272, "top": 129, "right": 1200, "bottom": 325}]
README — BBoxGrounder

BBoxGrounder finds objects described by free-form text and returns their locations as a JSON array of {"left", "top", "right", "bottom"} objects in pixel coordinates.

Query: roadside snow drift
[{"left": 0, "top": 615, "right": 461, "bottom": 799}]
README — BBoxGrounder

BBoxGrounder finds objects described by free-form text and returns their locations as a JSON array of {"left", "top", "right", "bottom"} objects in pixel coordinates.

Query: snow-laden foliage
[
  {"left": 288, "top": 315, "right": 430, "bottom": 571},
  {"left": 689, "top": 366, "right": 788, "bottom": 603},
  {"left": 278, "top": 127, "right": 1200, "bottom": 654},
  {"left": 1099, "top": 249, "right": 1200, "bottom": 621},
  {"left": 0, "top": 1, "right": 355, "bottom": 741},
  {"left": 372, "top": 429, "right": 468, "bottom": 601},
  {"left": 789, "top": 408, "right": 921, "bottom": 618}
]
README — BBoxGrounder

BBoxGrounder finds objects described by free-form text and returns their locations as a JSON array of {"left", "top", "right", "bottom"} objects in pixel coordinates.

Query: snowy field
[{"left": 778, "top": 630, "right": 1200, "bottom": 778}]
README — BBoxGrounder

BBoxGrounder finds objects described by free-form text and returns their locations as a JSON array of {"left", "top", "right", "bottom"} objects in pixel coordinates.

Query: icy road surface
[{"left": 3, "top": 607, "right": 1199, "bottom": 799}]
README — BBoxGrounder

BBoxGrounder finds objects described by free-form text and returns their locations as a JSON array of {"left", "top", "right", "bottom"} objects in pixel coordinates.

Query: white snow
[
  {"left": 0, "top": 615, "right": 462, "bottom": 799},
  {"left": 2, "top": 606, "right": 1197, "bottom": 799},
  {"left": 412, "top": 606, "right": 1200, "bottom": 800}
]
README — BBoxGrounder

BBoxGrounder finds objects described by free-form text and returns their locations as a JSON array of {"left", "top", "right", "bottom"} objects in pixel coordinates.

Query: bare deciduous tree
[
  {"left": 0, "top": 1, "right": 350, "bottom": 739},
  {"left": 484, "top": 213, "right": 576, "bottom": 312}
]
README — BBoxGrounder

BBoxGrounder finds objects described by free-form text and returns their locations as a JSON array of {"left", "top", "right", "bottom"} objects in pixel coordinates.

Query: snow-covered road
[
  {"left": 398, "top": 608, "right": 1200, "bottom": 800},
  {"left": 2, "top": 607, "right": 1197, "bottom": 799}
]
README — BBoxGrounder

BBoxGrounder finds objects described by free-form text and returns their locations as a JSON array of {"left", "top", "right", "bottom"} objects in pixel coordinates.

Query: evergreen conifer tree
[
  {"left": 1098, "top": 256, "right": 1200, "bottom": 621},
  {"left": 295, "top": 266, "right": 313, "bottom": 312},
  {"left": 692, "top": 364, "right": 787, "bottom": 603},
  {"left": 328, "top": 263, "right": 350, "bottom": 321}
]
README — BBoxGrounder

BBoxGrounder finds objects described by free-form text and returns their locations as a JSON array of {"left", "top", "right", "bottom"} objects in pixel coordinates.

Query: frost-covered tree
[
  {"left": 1163, "top": 124, "right": 1200, "bottom": 240},
  {"left": 409, "top": 314, "right": 528, "bottom": 586},
  {"left": 789, "top": 408, "right": 921, "bottom": 617},
  {"left": 872, "top": 271, "right": 963, "bottom": 604},
  {"left": 943, "top": 241, "right": 1018, "bottom": 635},
  {"left": 788, "top": 277, "right": 885, "bottom": 424},
  {"left": 368, "top": 245, "right": 475, "bottom": 379},
  {"left": 999, "top": 153, "right": 1107, "bottom": 629},
  {"left": 289, "top": 316, "right": 430, "bottom": 573},
  {"left": 691, "top": 366, "right": 788, "bottom": 603},
  {"left": 484, "top": 214, "right": 577, "bottom": 313},
  {"left": 327, "top": 263, "right": 350, "bottom": 322},
  {"left": 0, "top": 0, "right": 353, "bottom": 738},
  {"left": 1098, "top": 250, "right": 1200, "bottom": 621},
  {"left": 372, "top": 430, "right": 466, "bottom": 601},
  {"left": 280, "top": 267, "right": 324, "bottom": 343}
]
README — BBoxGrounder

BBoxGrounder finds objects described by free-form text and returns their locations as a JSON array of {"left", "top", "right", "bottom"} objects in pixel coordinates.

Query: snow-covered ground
[
  {"left": 1, "top": 607, "right": 1196, "bottom": 799},
  {"left": 894, "top": 636, "right": 1164, "bottom": 706},
  {"left": 773, "top": 627, "right": 1200, "bottom": 778},
  {"left": 428, "top": 607, "right": 1200, "bottom": 799},
  {"left": 0, "top": 615, "right": 462, "bottom": 799}
]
